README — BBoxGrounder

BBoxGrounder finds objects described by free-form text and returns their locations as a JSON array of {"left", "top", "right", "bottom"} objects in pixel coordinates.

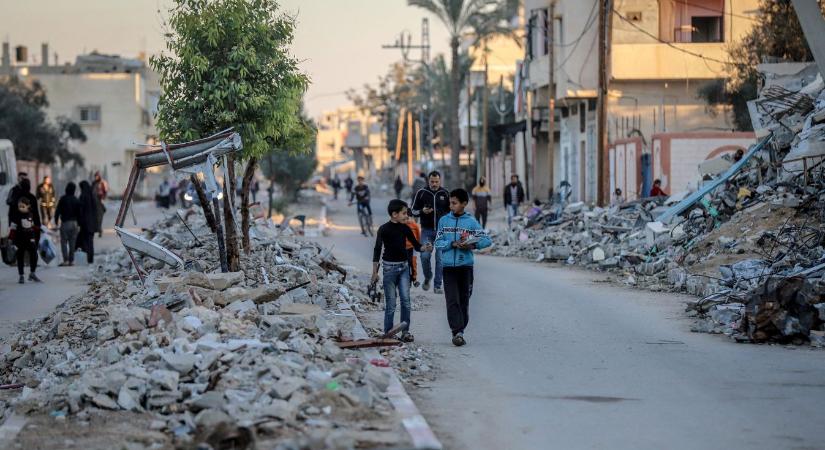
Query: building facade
[
  {"left": 1, "top": 42, "right": 161, "bottom": 196},
  {"left": 316, "top": 106, "right": 386, "bottom": 179},
  {"left": 521, "top": 0, "right": 759, "bottom": 203}
]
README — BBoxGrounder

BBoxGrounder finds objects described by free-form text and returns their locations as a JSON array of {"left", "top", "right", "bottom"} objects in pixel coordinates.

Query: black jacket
[
  {"left": 55, "top": 194, "right": 82, "bottom": 224},
  {"left": 503, "top": 182, "right": 525, "bottom": 206},
  {"left": 9, "top": 192, "right": 41, "bottom": 243},
  {"left": 411, "top": 187, "right": 450, "bottom": 230}
]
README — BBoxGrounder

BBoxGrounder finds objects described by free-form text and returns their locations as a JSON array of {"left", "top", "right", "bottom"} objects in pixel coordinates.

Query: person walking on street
[
  {"left": 157, "top": 178, "right": 171, "bottom": 209},
  {"left": 36, "top": 176, "right": 56, "bottom": 227},
  {"left": 404, "top": 214, "right": 422, "bottom": 287},
  {"left": 251, "top": 178, "right": 260, "bottom": 203},
  {"left": 5, "top": 172, "right": 28, "bottom": 207},
  {"left": 9, "top": 179, "right": 42, "bottom": 283},
  {"left": 434, "top": 188, "right": 492, "bottom": 346},
  {"left": 77, "top": 180, "right": 97, "bottom": 264},
  {"left": 411, "top": 170, "right": 450, "bottom": 294},
  {"left": 54, "top": 182, "right": 81, "bottom": 266},
  {"left": 331, "top": 175, "right": 341, "bottom": 200},
  {"left": 372, "top": 199, "right": 432, "bottom": 342},
  {"left": 91, "top": 171, "right": 108, "bottom": 238},
  {"left": 503, "top": 174, "right": 525, "bottom": 226},
  {"left": 344, "top": 175, "right": 354, "bottom": 196},
  {"left": 394, "top": 175, "right": 404, "bottom": 199},
  {"left": 471, "top": 176, "right": 491, "bottom": 229}
]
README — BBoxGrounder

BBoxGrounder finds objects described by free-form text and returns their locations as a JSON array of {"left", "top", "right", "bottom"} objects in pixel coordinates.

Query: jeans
[
  {"left": 420, "top": 228, "right": 442, "bottom": 288},
  {"left": 382, "top": 261, "right": 411, "bottom": 333},
  {"left": 60, "top": 220, "right": 79, "bottom": 263},
  {"left": 507, "top": 204, "right": 519, "bottom": 225}
]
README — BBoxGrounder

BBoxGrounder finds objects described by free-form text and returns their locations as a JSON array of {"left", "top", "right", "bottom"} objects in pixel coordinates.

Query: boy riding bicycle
[{"left": 349, "top": 176, "right": 373, "bottom": 236}]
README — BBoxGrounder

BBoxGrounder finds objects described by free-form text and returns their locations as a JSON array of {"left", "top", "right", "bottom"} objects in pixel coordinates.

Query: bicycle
[{"left": 355, "top": 202, "right": 374, "bottom": 237}]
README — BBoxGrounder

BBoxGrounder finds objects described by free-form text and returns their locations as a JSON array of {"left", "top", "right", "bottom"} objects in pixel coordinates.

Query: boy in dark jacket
[
  {"left": 372, "top": 199, "right": 432, "bottom": 342},
  {"left": 9, "top": 179, "right": 42, "bottom": 283},
  {"left": 435, "top": 188, "right": 492, "bottom": 346}
]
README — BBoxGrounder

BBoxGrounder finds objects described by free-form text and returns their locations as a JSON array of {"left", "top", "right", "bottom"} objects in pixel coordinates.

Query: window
[
  {"left": 691, "top": 16, "right": 722, "bottom": 42},
  {"left": 659, "top": 0, "right": 724, "bottom": 43},
  {"left": 78, "top": 106, "right": 101, "bottom": 124},
  {"left": 527, "top": 9, "right": 549, "bottom": 59}
]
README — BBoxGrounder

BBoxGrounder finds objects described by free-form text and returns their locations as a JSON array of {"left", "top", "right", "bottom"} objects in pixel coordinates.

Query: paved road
[
  {"left": 318, "top": 195, "right": 825, "bottom": 450},
  {"left": 0, "top": 201, "right": 166, "bottom": 340}
]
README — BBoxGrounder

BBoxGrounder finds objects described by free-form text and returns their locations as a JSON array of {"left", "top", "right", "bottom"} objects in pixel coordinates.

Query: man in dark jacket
[
  {"left": 54, "top": 182, "right": 81, "bottom": 266},
  {"left": 411, "top": 170, "right": 450, "bottom": 293},
  {"left": 9, "top": 178, "right": 41, "bottom": 283},
  {"left": 36, "top": 175, "right": 56, "bottom": 227},
  {"left": 503, "top": 174, "right": 525, "bottom": 226}
]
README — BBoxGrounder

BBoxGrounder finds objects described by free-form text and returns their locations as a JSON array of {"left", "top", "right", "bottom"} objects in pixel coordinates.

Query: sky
[{"left": 0, "top": 0, "right": 449, "bottom": 119}]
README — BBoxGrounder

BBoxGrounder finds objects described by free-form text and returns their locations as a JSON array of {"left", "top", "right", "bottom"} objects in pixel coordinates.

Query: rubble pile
[
  {"left": 494, "top": 64, "right": 825, "bottom": 346},
  {"left": 0, "top": 212, "right": 414, "bottom": 449}
]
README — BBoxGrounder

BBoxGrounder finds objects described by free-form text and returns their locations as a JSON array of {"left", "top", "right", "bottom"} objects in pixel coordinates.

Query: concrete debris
[
  {"left": 0, "top": 211, "right": 409, "bottom": 448},
  {"left": 494, "top": 66, "right": 825, "bottom": 346}
]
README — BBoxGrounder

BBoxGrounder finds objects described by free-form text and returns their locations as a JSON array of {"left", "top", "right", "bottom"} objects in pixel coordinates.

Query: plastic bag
[
  {"left": 38, "top": 234, "right": 56, "bottom": 264},
  {"left": 1, "top": 238, "right": 16, "bottom": 266}
]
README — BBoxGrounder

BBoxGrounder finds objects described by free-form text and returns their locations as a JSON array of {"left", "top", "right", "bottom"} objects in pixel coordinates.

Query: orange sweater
[{"left": 405, "top": 221, "right": 421, "bottom": 250}]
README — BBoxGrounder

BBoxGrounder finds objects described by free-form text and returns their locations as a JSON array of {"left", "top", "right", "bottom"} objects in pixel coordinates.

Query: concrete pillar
[{"left": 2, "top": 42, "right": 9, "bottom": 67}]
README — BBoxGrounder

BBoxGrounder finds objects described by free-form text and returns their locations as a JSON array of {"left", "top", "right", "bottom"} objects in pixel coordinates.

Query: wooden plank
[{"left": 335, "top": 338, "right": 402, "bottom": 349}]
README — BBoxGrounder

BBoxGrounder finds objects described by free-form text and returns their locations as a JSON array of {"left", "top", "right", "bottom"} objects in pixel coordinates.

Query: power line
[{"left": 612, "top": 8, "right": 736, "bottom": 66}]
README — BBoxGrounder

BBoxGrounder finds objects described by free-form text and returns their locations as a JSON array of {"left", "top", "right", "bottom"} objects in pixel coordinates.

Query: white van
[{"left": 0, "top": 139, "right": 18, "bottom": 237}]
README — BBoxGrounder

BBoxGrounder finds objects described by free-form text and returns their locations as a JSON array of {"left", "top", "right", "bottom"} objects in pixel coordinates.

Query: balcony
[{"left": 611, "top": 42, "right": 729, "bottom": 80}]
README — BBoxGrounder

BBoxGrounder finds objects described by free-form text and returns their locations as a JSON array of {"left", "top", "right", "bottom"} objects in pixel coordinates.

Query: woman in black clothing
[
  {"left": 77, "top": 180, "right": 98, "bottom": 264},
  {"left": 9, "top": 179, "right": 42, "bottom": 283}
]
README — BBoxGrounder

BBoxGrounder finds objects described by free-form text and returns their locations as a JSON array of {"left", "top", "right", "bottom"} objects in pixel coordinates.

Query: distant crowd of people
[{"left": 6, "top": 171, "right": 108, "bottom": 283}]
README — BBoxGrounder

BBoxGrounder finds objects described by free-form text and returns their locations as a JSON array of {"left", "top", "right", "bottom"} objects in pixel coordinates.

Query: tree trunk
[
  {"left": 450, "top": 36, "right": 462, "bottom": 188},
  {"left": 227, "top": 154, "right": 237, "bottom": 210},
  {"left": 223, "top": 178, "right": 240, "bottom": 272},
  {"left": 241, "top": 156, "right": 257, "bottom": 254},
  {"left": 190, "top": 174, "right": 217, "bottom": 232}
]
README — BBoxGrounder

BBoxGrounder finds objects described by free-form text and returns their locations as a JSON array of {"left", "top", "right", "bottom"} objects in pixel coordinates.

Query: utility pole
[
  {"left": 548, "top": 3, "right": 556, "bottom": 200},
  {"left": 597, "top": 0, "right": 612, "bottom": 206},
  {"left": 480, "top": 42, "right": 489, "bottom": 184},
  {"left": 407, "top": 110, "right": 414, "bottom": 184},
  {"left": 468, "top": 78, "right": 473, "bottom": 180}
]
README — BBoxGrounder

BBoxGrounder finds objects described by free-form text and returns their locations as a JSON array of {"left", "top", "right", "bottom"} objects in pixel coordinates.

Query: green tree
[
  {"left": 700, "top": 0, "right": 820, "bottom": 130},
  {"left": 408, "top": 0, "right": 518, "bottom": 186},
  {"left": 260, "top": 111, "right": 317, "bottom": 203},
  {"left": 151, "top": 0, "right": 309, "bottom": 267}
]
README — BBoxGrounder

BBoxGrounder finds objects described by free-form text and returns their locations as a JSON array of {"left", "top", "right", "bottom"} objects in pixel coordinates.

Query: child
[
  {"left": 435, "top": 188, "right": 492, "bottom": 346},
  {"left": 404, "top": 215, "right": 421, "bottom": 287},
  {"left": 9, "top": 180, "right": 42, "bottom": 284},
  {"left": 372, "top": 199, "right": 432, "bottom": 342}
]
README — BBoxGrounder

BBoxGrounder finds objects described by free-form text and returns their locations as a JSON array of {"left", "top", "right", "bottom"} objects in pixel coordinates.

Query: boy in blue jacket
[{"left": 435, "top": 188, "right": 492, "bottom": 346}]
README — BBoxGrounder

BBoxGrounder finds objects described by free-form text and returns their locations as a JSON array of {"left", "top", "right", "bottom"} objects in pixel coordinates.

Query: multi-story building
[
  {"left": 521, "top": 0, "right": 759, "bottom": 203},
  {"left": 1, "top": 42, "right": 161, "bottom": 195},
  {"left": 316, "top": 106, "right": 386, "bottom": 179}
]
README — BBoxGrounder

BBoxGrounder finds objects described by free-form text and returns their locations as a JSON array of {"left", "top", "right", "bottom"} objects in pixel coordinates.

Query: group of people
[
  {"left": 330, "top": 174, "right": 354, "bottom": 201},
  {"left": 6, "top": 171, "right": 107, "bottom": 283},
  {"left": 372, "top": 171, "right": 492, "bottom": 346}
]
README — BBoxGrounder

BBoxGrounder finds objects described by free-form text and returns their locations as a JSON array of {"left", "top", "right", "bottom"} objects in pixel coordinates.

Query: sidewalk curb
[{"left": 337, "top": 303, "right": 443, "bottom": 450}]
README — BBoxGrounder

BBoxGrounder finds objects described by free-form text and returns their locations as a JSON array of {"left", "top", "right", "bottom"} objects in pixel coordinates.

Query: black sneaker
[
  {"left": 422, "top": 278, "right": 431, "bottom": 291},
  {"left": 18, "top": 275, "right": 24, "bottom": 284},
  {"left": 401, "top": 332, "right": 415, "bottom": 343},
  {"left": 29, "top": 273, "right": 42, "bottom": 282},
  {"left": 452, "top": 333, "right": 465, "bottom": 346}
]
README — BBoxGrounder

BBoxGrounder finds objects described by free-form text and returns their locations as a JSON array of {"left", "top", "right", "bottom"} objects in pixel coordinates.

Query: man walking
[
  {"left": 503, "top": 174, "right": 525, "bottom": 226},
  {"left": 411, "top": 170, "right": 450, "bottom": 294}
]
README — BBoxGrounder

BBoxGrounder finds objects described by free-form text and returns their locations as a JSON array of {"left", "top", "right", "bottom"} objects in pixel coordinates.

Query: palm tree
[{"left": 408, "top": 0, "right": 518, "bottom": 186}]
